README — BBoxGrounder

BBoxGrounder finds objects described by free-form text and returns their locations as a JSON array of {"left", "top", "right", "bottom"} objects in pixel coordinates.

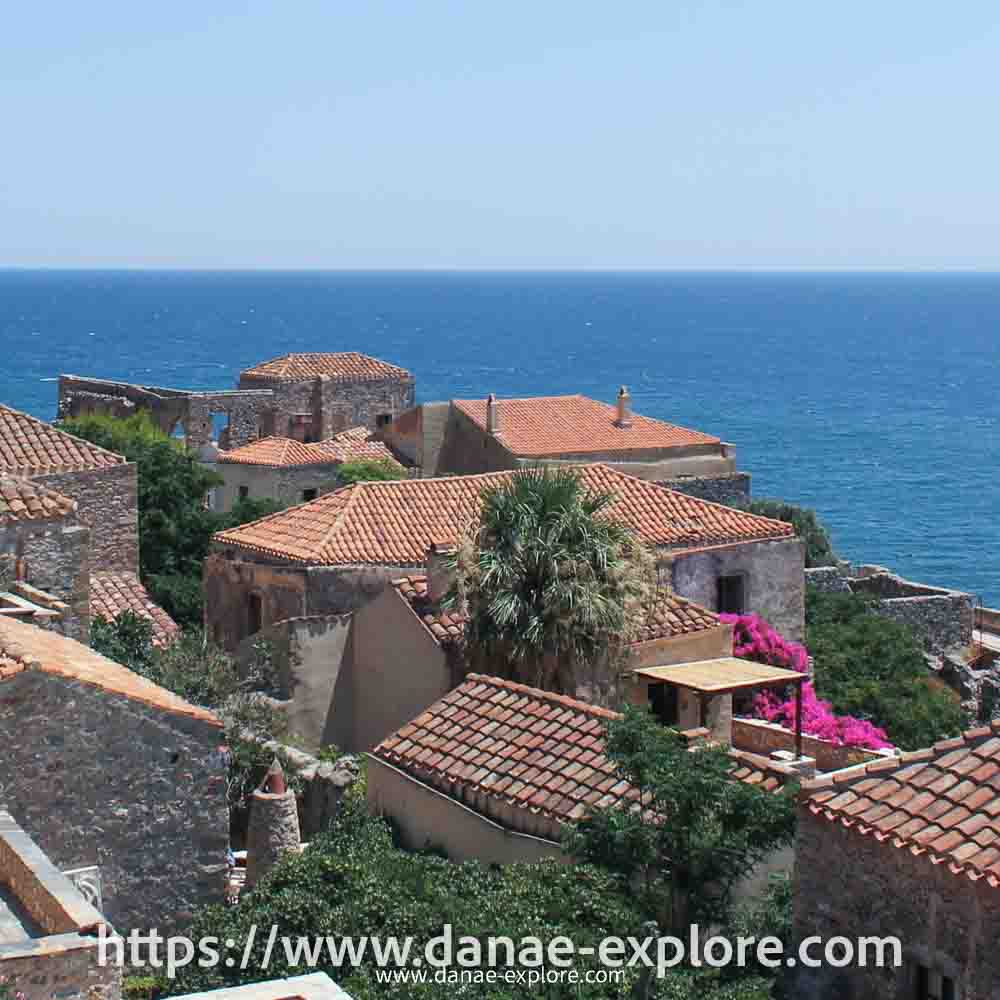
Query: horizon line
[{"left": 2, "top": 265, "right": 1000, "bottom": 274}]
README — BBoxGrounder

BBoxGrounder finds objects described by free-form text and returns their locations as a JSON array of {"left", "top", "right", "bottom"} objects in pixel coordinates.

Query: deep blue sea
[{"left": 2, "top": 270, "right": 998, "bottom": 604}]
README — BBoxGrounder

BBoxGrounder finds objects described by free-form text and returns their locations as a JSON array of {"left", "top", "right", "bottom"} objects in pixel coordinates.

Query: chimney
[
  {"left": 486, "top": 393, "right": 501, "bottom": 436},
  {"left": 426, "top": 539, "right": 457, "bottom": 604},
  {"left": 615, "top": 386, "right": 633, "bottom": 428},
  {"left": 245, "top": 758, "right": 300, "bottom": 890}
]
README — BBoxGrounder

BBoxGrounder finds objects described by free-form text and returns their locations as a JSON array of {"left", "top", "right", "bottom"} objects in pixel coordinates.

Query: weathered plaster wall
[
  {"left": 668, "top": 537, "right": 806, "bottom": 641},
  {"left": 366, "top": 758, "right": 569, "bottom": 865},
  {"left": 791, "top": 806, "right": 999, "bottom": 999},
  {"left": 0, "top": 670, "right": 228, "bottom": 934},
  {"left": 212, "top": 463, "right": 340, "bottom": 512},
  {"left": 34, "top": 465, "right": 138, "bottom": 575},
  {"left": 0, "top": 515, "right": 90, "bottom": 641}
]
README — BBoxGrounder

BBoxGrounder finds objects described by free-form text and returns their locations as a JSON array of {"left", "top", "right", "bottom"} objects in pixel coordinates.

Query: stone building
[
  {"left": 367, "top": 673, "right": 799, "bottom": 866},
  {"left": 0, "top": 810, "right": 120, "bottom": 1000},
  {"left": 59, "top": 352, "right": 415, "bottom": 456},
  {"left": 211, "top": 429, "right": 401, "bottom": 512},
  {"left": 792, "top": 721, "right": 1000, "bottom": 1000},
  {"left": 383, "top": 390, "right": 750, "bottom": 501},
  {"left": 205, "top": 464, "right": 803, "bottom": 654},
  {"left": 301, "top": 568, "right": 735, "bottom": 753},
  {"left": 238, "top": 352, "right": 415, "bottom": 441},
  {"left": 0, "top": 616, "right": 228, "bottom": 934},
  {"left": 0, "top": 476, "right": 90, "bottom": 640},
  {"left": 0, "top": 403, "right": 138, "bottom": 575}
]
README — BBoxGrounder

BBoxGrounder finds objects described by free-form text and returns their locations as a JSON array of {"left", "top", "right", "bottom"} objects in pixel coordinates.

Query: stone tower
[{"left": 245, "top": 759, "right": 301, "bottom": 890}]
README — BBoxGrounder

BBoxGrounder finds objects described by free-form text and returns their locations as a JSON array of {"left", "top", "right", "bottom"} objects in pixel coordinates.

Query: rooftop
[
  {"left": 0, "top": 615, "right": 219, "bottom": 724},
  {"left": 633, "top": 657, "right": 808, "bottom": 694},
  {"left": 0, "top": 475, "right": 76, "bottom": 522},
  {"left": 370, "top": 674, "right": 794, "bottom": 842},
  {"left": 804, "top": 720, "right": 1000, "bottom": 887},
  {"left": 90, "top": 571, "right": 181, "bottom": 647},
  {"left": 240, "top": 352, "right": 411, "bottom": 384},
  {"left": 217, "top": 436, "right": 341, "bottom": 469},
  {"left": 0, "top": 403, "right": 126, "bottom": 476},
  {"left": 310, "top": 426, "right": 402, "bottom": 466},
  {"left": 212, "top": 464, "right": 793, "bottom": 566},
  {"left": 453, "top": 394, "right": 721, "bottom": 457},
  {"left": 391, "top": 575, "right": 721, "bottom": 649}
]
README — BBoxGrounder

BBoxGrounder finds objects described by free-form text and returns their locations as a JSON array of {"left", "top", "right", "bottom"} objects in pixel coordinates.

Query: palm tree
[{"left": 449, "top": 467, "right": 655, "bottom": 696}]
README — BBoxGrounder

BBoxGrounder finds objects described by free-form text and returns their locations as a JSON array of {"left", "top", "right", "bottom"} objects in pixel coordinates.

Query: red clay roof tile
[
  {"left": 0, "top": 476, "right": 76, "bottom": 522},
  {"left": 0, "top": 404, "right": 125, "bottom": 475},
  {"left": 241, "top": 352, "right": 411, "bottom": 383},
  {"left": 213, "top": 465, "right": 793, "bottom": 566},
  {"left": 90, "top": 571, "right": 181, "bottom": 647},
  {"left": 453, "top": 395, "right": 720, "bottom": 457}
]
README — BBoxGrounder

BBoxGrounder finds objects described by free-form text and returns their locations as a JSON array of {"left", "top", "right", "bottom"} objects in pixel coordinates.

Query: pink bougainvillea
[{"left": 722, "top": 612, "right": 893, "bottom": 751}]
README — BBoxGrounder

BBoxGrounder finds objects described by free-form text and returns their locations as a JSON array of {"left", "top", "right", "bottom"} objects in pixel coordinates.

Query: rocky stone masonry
[
  {"left": 244, "top": 763, "right": 300, "bottom": 891},
  {"left": 656, "top": 472, "right": 751, "bottom": 506},
  {"left": 0, "top": 670, "right": 229, "bottom": 935},
  {"left": 0, "top": 811, "right": 121, "bottom": 1000},
  {"left": 805, "top": 564, "right": 975, "bottom": 655}
]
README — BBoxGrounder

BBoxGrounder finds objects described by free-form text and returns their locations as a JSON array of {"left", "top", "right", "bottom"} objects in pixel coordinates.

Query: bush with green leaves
[
  {"left": 336, "top": 458, "right": 406, "bottom": 484},
  {"left": 806, "top": 589, "right": 965, "bottom": 750}
]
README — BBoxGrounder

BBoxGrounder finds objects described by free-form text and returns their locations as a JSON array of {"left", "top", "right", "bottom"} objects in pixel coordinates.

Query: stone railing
[{"left": 731, "top": 717, "right": 889, "bottom": 773}]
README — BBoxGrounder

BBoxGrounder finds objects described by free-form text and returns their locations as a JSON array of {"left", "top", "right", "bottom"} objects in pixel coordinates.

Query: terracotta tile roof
[
  {"left": 454, "top": 395, "right": 721, "bottom": 457},
  {"left": 90, "top": 571, "right": 181, "bottom": 647},
  {"left": 729, "top": 750, "right": 798, "bottom": 794},
  {"left": 391, "top": 576, "right": 720, "bottom": 649},
  {"left": 803, "top": 721, "right": 1000, "bottom": 886},
  {"left": 212, "top": 465, "right": 793, "bottom": 566},
  {"left": 0, "top": 404, "right": 125, "bottom": 475},
  {"left": 241, "top": 352, "right": 411, "bottom": 383},
  {"left": 311, "top": 427, "right": 402, "bottom": 466},
  {"left": 371, "top": 674, "right": 795, "bottom": 840},
  {"left": 0, "top": 615, "right": 219, "bottom": 724},
  {"left": 217, "top": 437, "right": 340, "bottom": 469},
  {"left": 0, "top": 476, "right": 76, "bottom": 522}
]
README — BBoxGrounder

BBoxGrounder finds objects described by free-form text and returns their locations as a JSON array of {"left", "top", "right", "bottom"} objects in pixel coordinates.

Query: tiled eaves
[
  {"left": 89, "top": 571, "right": 181, "bottom": 648},
  {"left": 0, "top": 403, "right": 126, "bottom": 475},
  {"left": 0, "top": 475, "right": 77, "bottom": 522},
  {"left": 801, "top": 720, "right": 1000, "bottom": 887},
  {"left": 240, "top": 352, "right": 412, "bottom": 384},
  {"left": 217, "top": 437, "right": 342, "bottom": 469}
]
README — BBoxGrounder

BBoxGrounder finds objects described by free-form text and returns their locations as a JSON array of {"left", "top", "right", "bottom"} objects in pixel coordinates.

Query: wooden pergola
[{"left": 633, "top": 656, "right": 809, "bottom": 760}]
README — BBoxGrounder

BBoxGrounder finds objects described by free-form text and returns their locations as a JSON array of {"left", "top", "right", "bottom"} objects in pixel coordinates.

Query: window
[
  {"left": 717, "top": 574, "right": 745, "bottom": 614},
  {"left": 375, "top": 413, "right": 393, "bottom": 429},
  {"left": 301, "top": 488, "right": 318, "bottom": 502},
  {"left": 916, "top": 965, "right": 957, "bottom": 1000},
  {"left": 238, "top": 485, "right": 249, "bottom": 501},
  {"left": 649, "top": 683, "right": 679, "bottom": 726},
  {"left": 247, "top": 593, "right": 263, "bottom": 637}
]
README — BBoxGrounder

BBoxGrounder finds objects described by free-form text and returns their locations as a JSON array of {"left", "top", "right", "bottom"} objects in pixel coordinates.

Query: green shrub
[
  {"left": 744, "top": 499, "right": 838, "bottom": 568},
  {"left": 336, "top": 458, "right": 406, "bottom": 484}
]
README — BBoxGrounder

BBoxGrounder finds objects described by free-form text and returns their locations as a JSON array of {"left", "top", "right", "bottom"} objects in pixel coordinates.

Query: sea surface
[{"left": 2, "top": 270, "right": 998, "bottom": 604}]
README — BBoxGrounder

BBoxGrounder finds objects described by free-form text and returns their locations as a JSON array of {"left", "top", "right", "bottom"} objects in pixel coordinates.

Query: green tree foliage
[
  {"left": 565, "top": 706, "right": 796, "bottom": 936},
  {"left": 336, "top": 458, "right": 406, "bottom": 484},
  {"left": 62, "top": 413, "right": 283, "bottom": 625},
  {"left": 450, "top": 467, "right": 655, "bottom": 693},
  {"left": 742, "top": 499, "right": 838, "bottom": 568},
  {"left": 165, "top": 798, "right": 773, "bottom": 1000},
  {"left": 90, "top": 610, "right": 155, "bottom": 673},
  {"left": 806, "top": 590, "right": 966, "bottom": 750}
]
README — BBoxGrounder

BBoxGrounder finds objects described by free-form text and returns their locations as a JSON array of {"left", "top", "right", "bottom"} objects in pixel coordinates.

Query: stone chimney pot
[
  {"left": 426, "top": 539, "right": 457, "bottom": 604},
  {"left": 486, "top": 393, "right": 501, "bottom": 435},
  {"left": 615, "top": 386, "right": 633, "bottom": 428}
]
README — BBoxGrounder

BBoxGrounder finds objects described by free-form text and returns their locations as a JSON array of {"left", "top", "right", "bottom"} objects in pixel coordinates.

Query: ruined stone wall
[
  {"left": 0, "top": 671, "right": 228, "bottom": 935},
  {"left": 656, "top": 472, "right": 752, "bottom": 506},
  {"left": 34, "top": 464, "right": 138, "bottom": 575},
  {"left": 803, "top": 565, "right": 852, "bottom": 593},
  {"left": 791, "top": 806, "right": 1000, "bottom": 999},
  {"left": 668, "top": 537, "right": 806, "bottom": 642},
  {"left": 0, "top": 515, "right": 90, "bottom": 641},
  {"left": 0, "top": 937, "right": 121, "bottom": 1000},
  {"left": 314, "top": 375, "right": 416, "bottom": 435}
]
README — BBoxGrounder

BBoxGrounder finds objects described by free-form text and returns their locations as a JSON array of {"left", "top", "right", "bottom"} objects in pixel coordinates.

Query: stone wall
[
  {"left": 731, "top": 717, "right": 887, "bottom": 772},
  {"left": 212, "top": 462, "right": 340, "bottom": 513},
  {"left": 656, "top": 472, "right": 752, "bottom": 506},
  {"left": 0, "top": 514, "right": 90, "bottom": 641},
  {"left": 0, "top": 670, "right": 228, "bottom": 934},
  {"left": 0, "top": 936, "right": 120, "bottom": 1000},
  {"left": 791, "top": 805, "right": 1000, "bottom": 999},
  {"left": 34, "top": 465, "right": 138, "bottom": 575},
  {"left": 803, "top": 565, "right": 852, "bottom": 593}
]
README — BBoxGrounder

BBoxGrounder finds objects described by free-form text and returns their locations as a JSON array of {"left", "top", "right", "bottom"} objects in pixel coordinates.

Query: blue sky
[{"left": 3, "top": 2, "right": 999, "bottom": 268}]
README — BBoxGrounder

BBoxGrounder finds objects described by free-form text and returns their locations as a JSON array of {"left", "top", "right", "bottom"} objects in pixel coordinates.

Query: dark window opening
[
  {"left": 376, "top": 413, "right": 393, "bottom": 429},
  {"left": 717, "top": 574, "right": 745, "bottom": 615},
  {"left": 916, "top": 965, "right": 957, "bottom": 1000},
  {"left": 649, "top": 683, "right": 679, "bottom": 727},
  {"left": 248, "top": 593, "right": 262, "bottom": 636},
  {"left": 302, "top": 488, "right": 318, "bottom": 502},
  {"left": 238, "top": 485, "right": 249, "bottom": 501}
]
